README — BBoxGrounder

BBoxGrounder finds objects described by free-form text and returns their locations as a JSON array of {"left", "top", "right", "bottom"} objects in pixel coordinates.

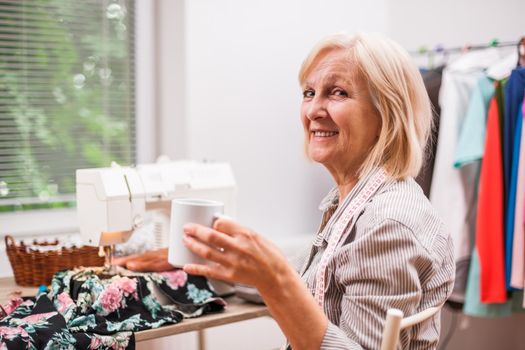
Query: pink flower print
[
  {"left": 2, "top": 296, "right": 23, "bottom": 316},
  {"left": 0, "top": 326, "right": 29, "bottom": 341},
  {"left": 89, "top": 336, "right": 103, "bottom": 349},
  {"left": 112, "top": 344, "right": 126, "bottom": 350},
  {"left": 114, "top": 277, "right": 137, "bottom": 299},
  {"left": 57, "top": 292, "right": 75, "bottom": 314},
  {"left": 21, "top": 311, "right": 57, "bottom": 324},
  {"left": 99, "top": 285, "right": 123, "bottom": 314},
  {"left": 161, "top": 270, "right": 188, "bottom": 290}
]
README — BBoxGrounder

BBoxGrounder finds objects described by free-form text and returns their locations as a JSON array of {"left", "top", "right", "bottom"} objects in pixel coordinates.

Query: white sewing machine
[
  {"left": 76, "top": 159, "right": 236, "bottom": 248},
  {"left": 76, "top": 159, "right": 237, "bottom": 296}
]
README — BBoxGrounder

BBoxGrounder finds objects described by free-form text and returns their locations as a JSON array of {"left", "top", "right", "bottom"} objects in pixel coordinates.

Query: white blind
[{"left": 0, "top": 0, "right": 136, "bottom": 211}]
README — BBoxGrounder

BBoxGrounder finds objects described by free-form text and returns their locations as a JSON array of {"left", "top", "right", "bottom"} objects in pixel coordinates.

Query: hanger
[
  {"left": 417, "top": 46, "right": 433, "bottom": 69},
  {"left": 489, "top": 38, "right": 499, "bottom": 48},
  {"left": 434, "top": 43, "right": 447, "bottom": 67},
  {"left": 417, "top": 44, "right": 445, "bottom": 69}
]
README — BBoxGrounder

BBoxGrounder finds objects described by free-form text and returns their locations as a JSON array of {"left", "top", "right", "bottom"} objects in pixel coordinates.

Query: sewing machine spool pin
[{"left": 104, "top": 245, "right": 117, "bottom": 274}]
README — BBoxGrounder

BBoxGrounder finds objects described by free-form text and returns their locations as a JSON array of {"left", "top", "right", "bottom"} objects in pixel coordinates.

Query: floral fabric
[{"left": 0, "top": 268, "right": 225, "bottom": 349}]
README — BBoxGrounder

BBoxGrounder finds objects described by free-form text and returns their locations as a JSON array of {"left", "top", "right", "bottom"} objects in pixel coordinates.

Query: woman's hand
[
  {"left": 113, "top": 248, "right": 174, "bottom": 272},
  {"left": 184, "top": 217, "right": 328, "bottom": 349},
  {"left": 182, "top": 217, "right": 291, "bottom": 292}
]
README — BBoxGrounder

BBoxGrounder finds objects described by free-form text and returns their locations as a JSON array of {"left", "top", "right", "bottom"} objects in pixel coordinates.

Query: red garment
[{"left": 476, "top": 96, "right": 507, "bottom": 303}]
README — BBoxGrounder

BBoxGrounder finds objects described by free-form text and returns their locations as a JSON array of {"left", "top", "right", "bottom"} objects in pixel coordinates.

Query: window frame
[{"left": 0, "top": 0, "right": 156, "bottom": 238}]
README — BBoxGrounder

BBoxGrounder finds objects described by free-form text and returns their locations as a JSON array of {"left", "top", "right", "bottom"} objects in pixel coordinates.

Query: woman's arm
[
  {"left": 113, "top": 248, "right": 174, "bottom": 271},
  {"left": 319, "top": 218, "right": 454, "bottom": 349},
  {"left": 114, "top": 217, "right": 453, "bottom": 348},
  {"left": 182, "top": 217, "right": 328, "bottom": 350}
]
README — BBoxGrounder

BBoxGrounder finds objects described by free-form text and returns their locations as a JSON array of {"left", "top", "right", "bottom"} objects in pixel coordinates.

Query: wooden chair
[{"left": 380, "top": 305, "right": 443, "bottom": 350}]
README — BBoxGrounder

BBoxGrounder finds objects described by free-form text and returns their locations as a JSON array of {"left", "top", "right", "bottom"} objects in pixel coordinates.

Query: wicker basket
[{"left": 4, "top": 235, "right": 105, "bottom": 287}]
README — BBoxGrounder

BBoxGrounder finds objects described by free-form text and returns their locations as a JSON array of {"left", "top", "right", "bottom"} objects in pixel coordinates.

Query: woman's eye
[
  {"left": 303, "top": 89, "right": 314, "bottom": 98},
  {"left": 332, "top": 89, "right": 348, "bottom": 97}
]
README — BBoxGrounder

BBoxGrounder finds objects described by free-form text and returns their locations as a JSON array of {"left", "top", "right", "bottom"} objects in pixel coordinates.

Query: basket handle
[{"left": 4, "top": 234, "right": 15, "bottom": 247}]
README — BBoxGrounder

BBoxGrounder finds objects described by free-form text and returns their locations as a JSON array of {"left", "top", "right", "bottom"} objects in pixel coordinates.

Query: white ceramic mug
[{"left": 168, "top": 198, "right": 224, "bottom": 268}]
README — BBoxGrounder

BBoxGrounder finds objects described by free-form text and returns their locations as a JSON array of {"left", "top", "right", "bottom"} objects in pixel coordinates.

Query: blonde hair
[{"left": 299, "top": 33, "right": 432, "bottom": 180}]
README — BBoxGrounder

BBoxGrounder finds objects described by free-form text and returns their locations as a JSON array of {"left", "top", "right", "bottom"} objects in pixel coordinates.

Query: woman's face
[{"left": 300, "top": 49, "right": 381, "bottom": 177}]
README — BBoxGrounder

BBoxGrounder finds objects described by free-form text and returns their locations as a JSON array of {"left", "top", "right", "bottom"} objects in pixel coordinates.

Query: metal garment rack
[
  {"left": 409, "top": 38, "right": 525, "bottom": 69},
  {"left": 409, "top": 40, "right": 520, "bottom": 56}
]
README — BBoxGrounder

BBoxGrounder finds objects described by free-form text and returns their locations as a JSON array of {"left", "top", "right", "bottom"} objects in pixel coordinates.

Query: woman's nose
[{"left": 306, "top": 96, "right": 328, "bottom": 121}]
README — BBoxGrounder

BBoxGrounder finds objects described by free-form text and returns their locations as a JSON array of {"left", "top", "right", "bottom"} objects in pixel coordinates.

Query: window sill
[{"left": 0, "top": 208, "right": 78, "bottom": 238}]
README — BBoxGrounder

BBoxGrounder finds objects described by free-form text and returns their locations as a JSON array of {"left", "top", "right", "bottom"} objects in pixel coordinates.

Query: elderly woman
[{"left": 118, "top": 33, "right": 455, "bottom": 349}]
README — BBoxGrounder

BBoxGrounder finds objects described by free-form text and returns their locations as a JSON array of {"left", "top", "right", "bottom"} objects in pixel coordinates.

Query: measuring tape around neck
[{"left": 314, "top": 168, "right": 387, "bottom": 310}]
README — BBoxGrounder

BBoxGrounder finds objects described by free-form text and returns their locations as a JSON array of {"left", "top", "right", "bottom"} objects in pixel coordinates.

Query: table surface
[{"left": 0, "top": 277, "right": 270, "bottom": 342}]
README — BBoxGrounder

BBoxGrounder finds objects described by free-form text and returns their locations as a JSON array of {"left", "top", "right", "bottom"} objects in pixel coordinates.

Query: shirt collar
[
  {"left": 315, "top": 167, "right": 385, "bottom": 246},
  {"left": 318, "top": 186, "right": 339, "bottom": 212}
]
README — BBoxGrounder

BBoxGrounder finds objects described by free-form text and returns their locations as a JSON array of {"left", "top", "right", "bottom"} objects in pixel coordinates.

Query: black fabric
[
  {"left": 416, "top": 66, "right": 444, "bottom": 198},
  {"left": 0, "top": 268, "right": 225, "bottom": 349}
]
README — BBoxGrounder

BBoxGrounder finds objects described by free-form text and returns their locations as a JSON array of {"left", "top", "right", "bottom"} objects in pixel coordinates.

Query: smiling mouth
[{"left": 312, "top": 131, "right": 339, "bottom": 137}]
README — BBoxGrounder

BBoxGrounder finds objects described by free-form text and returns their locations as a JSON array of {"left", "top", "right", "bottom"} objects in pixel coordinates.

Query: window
[{"left": 0, "top": 0, "right": 136, "bottom": 213}]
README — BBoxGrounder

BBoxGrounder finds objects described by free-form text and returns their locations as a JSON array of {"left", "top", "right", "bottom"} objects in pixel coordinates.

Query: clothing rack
[{"left": 410, "top": 39, "right": 520, "bottom": 56}]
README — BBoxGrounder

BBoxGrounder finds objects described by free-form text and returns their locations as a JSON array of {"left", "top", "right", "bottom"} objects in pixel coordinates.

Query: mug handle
[{"left": 212, "top": 213, "right": 233, "bottom": 224}]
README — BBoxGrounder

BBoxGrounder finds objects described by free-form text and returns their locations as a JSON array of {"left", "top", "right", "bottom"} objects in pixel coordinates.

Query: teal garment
[
  {"left": 464, "top": 249, "right": 525, "bottom": 317},
  {"left": 464, "top": 249, "right": 512, "bottom": 316},
  {"left": 453, "top": 75, "right": 492, "bottom": 306},
  {"left": 454, "top": 76, "right": 495, "bottom": 168},
  {"left": 456, "top": 75, "right": 520, "bottom": 316}
]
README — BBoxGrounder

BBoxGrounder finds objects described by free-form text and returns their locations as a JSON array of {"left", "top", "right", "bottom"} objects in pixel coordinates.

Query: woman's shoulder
[{"left": 357, "top": 177, "right": 449, "bottom": 252}]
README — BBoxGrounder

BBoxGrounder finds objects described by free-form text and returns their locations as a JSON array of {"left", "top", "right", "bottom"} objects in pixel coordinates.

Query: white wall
[
  {"left": 153, "top": 1, "right": 388, "bottom": 348},
  {"left": 154, "top": 0, "right": 525, "bottom": 349},
  {"left": 178, "top": 0, "right": 388, "bottom": 239},
  {"left": 387, "top": 0, "right": 525, "bottom": 51},
  {"left": 155, "top": 0, "right": 188, "bottom": 160},
  {"left": 168, "top": 0, "right": 525, "bottom": 240}
]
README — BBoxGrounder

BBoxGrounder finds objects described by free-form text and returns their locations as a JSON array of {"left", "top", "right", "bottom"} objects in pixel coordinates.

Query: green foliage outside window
[{"left": 0, "top": 0, "right": 136, "bottom": 212}]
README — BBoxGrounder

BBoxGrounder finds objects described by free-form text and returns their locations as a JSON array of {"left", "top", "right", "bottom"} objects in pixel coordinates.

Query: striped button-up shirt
[{"left": 291, "top": 170, "right": 455, "bottom": 349}]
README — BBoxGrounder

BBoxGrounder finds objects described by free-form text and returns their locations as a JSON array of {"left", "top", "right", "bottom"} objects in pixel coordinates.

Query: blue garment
[
  {"left": 503, "top": 69, "right": 525, "bottom": 210},
  {"left": 506, "top": 104, "right": 524, "bottom": 289}
]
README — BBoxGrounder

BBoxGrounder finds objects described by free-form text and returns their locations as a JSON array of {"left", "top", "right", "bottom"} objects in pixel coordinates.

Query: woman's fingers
[
  {"left": 213, "top": 219, "right": 261, "bottom": 249},
  {"left": 148, "top": 248, "right": 168, "bottom": 257},
  {"left": 184, "top": 223, "right": 238, "bottom": 252},
  {"left": 125, "top": 257, "right": 174, "bottom": 272},
  {"left": 115, "top": 248, "right": 167, "bottom": 263},
  {"left": 183, "top": 235, "right": 232, "bottom": 267},
  {"left": 113, "top": 248, "right": 171, "bottom": 272},
  {"left": 113, "top": 254, "right": 140, "bottom": 267},
  {"left": 183, "top": 222, "right": 283, "bottom": 288},
  {"left": 212, "top": 217, "right": 246, "bottom": 237},
  {"left": 183, "top": 263, "right": 232, "bottom": 282}
]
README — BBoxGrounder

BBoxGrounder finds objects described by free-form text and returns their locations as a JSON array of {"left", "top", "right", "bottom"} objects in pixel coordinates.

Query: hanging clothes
[
  {"left": 421, "top": 44, "right": 525, "bottom": 314},
  {"left": 454, "top": 76, "right": 495, "bottom": 167},
  {"left": 464, "top": 251, "right": 513, "bottom": 316},
  {"left": 504, "top": 68, "right": 525, "bottom": 289},
  {"left": 430, "top": 48, "right": 503, "bottom": 303},
  {"left": 511, "top": 94, "right": 525, "bottom": 291},
  {"left": 465, "top": 91, "right": 507, "bottom": 310},
  {"left": 416, "top": 66, "right": 444, "bottom": 197}
]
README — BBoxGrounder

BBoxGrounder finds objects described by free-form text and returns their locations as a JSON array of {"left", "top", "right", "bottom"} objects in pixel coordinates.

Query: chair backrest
[{"left": 380, "top": 305, "right": 443, "bottom": 350}]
